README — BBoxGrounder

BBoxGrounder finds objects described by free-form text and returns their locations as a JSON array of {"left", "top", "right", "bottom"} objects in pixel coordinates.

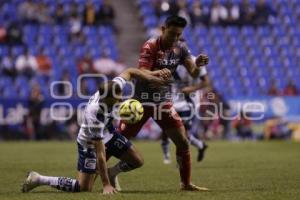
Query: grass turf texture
[{"left": 0, "top": 141, "right": 299, "bottom": 200}]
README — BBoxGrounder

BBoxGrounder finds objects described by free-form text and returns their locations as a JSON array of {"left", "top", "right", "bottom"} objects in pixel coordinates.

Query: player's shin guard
[
  {"left": 50, "top": 177, "right": 80, "bottom": 192},
  {"left": 176, "top": 150, "right": 191, "bottom": 186}
]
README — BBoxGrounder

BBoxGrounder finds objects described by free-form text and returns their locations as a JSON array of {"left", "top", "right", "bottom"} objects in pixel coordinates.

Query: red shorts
[{"left": 119, "top": 101, "right": 184, "bottom": 139}]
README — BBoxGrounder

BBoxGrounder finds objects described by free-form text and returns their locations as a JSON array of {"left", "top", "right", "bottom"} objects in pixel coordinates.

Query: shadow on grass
[
  {"left": 212, "top": 187, "right": 267, "bottom": 193},
  {"left": 10, "top": 187, "right": 267, "bottom": 195},
  {"left": 120, "top": 189, "right": 178, "bottom": 194},
  {"left": 23, "top": 191, "right": 65, "bottom": 194},
  {"left": 15, "top": 190, "right": 176, "bottom": 195}
]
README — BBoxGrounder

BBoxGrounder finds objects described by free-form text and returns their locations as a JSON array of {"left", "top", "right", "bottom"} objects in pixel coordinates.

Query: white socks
[
  {"left": 38, "top": 175, "right": 59, "bottom": 186},
  {"left": 189, "top": 134, "right": 204, "bottom": 149}
]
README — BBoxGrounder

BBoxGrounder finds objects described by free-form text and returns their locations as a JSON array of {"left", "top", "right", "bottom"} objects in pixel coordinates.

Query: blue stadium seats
[
  {"left": 144, "top": 16, "right": 158, "bottom": 28},
  {"left": 0, "top": 46, "right": 9, "bottom": 57},
  {"left": 15, "top": 76, "right": 28, "bottom": 87},
  {"left": 3, "top": 85, "right": 18, "bottom": 98},
  {"left": 140, "top": 4, "right": 155, "bottom": 16}
]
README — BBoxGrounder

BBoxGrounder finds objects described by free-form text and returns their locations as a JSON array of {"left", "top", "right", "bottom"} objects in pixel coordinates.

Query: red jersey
[{"left": 135, "top": 36, "right": 192, "bottom": 103}]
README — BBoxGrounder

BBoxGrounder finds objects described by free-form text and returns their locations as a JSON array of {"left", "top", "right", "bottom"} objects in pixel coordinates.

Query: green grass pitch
[{"left": 0, "top": 140, "right": 299, "bottom": 200}]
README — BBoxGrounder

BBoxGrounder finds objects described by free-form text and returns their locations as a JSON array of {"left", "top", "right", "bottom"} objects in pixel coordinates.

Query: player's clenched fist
[{"left": 195, "top": 54, "right": 209, "bottom": 67}]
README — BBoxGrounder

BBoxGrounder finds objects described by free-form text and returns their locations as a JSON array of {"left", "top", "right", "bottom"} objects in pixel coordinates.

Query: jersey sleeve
[
  {"left": 199, "top": 66, "right": 208, "bottom": 77},
  {"left": 138, "top": 41, "right": 155, "bottom": 69},
  {"left": 84, "top": 104, "right": 105, "bottom": 140},
  {"left": 191, "top": 56, "right": 207, "bottom": 78},
  {"left": 180, "top": 43, "right": 193, "bottom": 64}
]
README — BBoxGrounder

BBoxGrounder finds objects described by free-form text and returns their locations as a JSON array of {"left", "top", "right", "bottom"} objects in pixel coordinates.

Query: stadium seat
[{"left": 3, "top": 85, "right": 18, "bottom": 98}]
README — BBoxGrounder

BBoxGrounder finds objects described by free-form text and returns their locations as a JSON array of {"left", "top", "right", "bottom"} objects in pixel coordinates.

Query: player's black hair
[
  {"left": 98, "top": 81, "right": 121, "bottom": 98},
  {"left": 165, "top": 15, "right": 187, "bottom": 28}
]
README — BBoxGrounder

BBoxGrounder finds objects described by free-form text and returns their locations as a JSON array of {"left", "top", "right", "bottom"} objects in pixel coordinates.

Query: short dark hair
[
  {"left": 98, "top": 81, "right": 121, "bottom": 98},
  {"left": 165, "top": 15, "right": 187, "bottom": 28}
]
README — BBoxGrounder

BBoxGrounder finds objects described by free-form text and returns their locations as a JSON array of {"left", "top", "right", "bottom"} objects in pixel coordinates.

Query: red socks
[{"left": 176, "top": 150, "right": 191, "bottom": 186}]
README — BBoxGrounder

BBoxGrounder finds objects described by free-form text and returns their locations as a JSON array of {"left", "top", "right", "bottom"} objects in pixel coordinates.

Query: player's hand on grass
[
  {"left": 195, "top": 54, "right": 209, "bottom": 67},
  {"left": 102, "top": 184, "right": 118, "bottom": 195}
]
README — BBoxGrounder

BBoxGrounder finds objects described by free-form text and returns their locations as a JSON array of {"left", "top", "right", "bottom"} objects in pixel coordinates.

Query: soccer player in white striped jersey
[
  {"left": 161, "top": 55, "right": 210, "bottom": 164},
  {"left": 22, "top": 68, "right": 171, "bottom": 195}
]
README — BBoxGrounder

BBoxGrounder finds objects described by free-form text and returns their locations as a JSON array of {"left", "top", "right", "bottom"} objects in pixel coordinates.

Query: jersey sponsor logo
[
  {"left": 157, "top": 58, "right": 180, "bottom": 66},
  {"left": 84, "top": 158, "right": 96, "bottom": 170}
]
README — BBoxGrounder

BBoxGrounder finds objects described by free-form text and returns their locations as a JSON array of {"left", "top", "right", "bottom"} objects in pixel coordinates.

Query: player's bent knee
[
  {"left": 125, "top": 146, "right": 144, "bottom": 168},
  {"left": 134, "top": 157, "right": 144, "bottom": 168},
  {"left": 129, "top": 154, "right": 144, "bottom": 169}
]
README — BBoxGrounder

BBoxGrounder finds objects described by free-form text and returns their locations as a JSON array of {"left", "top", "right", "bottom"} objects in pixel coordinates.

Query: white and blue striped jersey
[{"left": 77, "top": 91, "right": 115, "bottom": 149}]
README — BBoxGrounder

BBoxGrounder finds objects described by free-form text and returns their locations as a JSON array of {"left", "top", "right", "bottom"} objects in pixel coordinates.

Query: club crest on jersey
[{"left": 143, "top": 43, "right": 151, "bottom": 50}]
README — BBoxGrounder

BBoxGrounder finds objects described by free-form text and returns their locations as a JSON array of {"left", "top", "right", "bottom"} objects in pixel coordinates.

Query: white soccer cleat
[
  {"left": 163, "top": 152, "right": 171, "bottom": 164},
  {"left": 22, "top": 171, "right": 41, "bottom": 193},
  {"left": 108, "top": 169, "right": 122, "bottom": 191},
  {"left": 163, "top": 158, "right": 172, "bottom": 164}
]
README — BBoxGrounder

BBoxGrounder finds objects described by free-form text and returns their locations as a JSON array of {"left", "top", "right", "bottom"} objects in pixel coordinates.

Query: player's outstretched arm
[
  {"left": 94, "top": 140, "right": 117, "bottom": 195},
  {"left": 119, "top": 68, "right": 172, "bottom": 86},
  {"left": 184, "top": 54, "right": 209, "bottom": 78}
]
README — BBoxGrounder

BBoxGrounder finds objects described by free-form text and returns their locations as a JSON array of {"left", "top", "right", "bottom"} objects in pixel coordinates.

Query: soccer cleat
[
  {"left": 163, "top": 152, "right": 171, "bottom": 164},
  {"left": 22, "top": 171, "right": 41, "bottom": 193},
  {"left": 180, "top": 183, "right": 209, "bottom": 191},
  {"left": 197, "top": 143, "right": 208, "bottom": 162},
  {"left": 108, "top": 169, "right": 122, "bottom": 191},
  {"left": 163, "top": 158, "right": 171, "bottom": 164}
]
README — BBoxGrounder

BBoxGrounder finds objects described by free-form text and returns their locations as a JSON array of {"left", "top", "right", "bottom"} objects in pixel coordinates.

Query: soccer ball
[{"left": 119, "top": 99, "right": 144, "bottom": 124}]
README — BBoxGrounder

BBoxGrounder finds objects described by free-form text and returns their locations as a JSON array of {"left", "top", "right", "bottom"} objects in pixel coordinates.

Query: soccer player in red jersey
[{"left": 119, "top": 15, "right": 209, "bottom": 191}]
